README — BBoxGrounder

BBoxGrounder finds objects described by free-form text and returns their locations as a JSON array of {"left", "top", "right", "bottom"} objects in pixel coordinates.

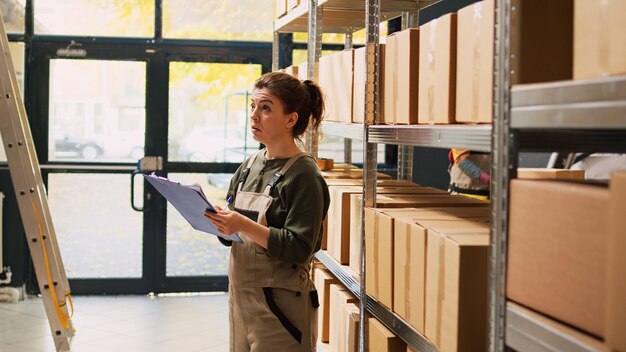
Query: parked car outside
[
  {"left": 54, "top": 131, "right": 104, "bottom": 159},
  {"left": 177, "top": 125, "right": 257, "bottom": 162}
]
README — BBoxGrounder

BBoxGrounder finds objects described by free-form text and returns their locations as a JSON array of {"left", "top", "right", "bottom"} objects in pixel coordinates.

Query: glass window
[
  {"left": 34, "top": 0, "right": 154, "bottom": 37},
  {"left": 49, "top": 59, "right": 146, "bottom": 163},
  {"left": 163, "top": 0, "right": 272, "bottom": 41},
  {"left": 166, "top": 173, "right": 231, "bottom": 276},
  {"left": 169, "top": 62, "right": 261, "bottom": 163},
  {"left": 0, "top": 42, "right": 25, "bottom": 163},
  {"left": 48, "top": 173, "right": 143, "bottom": 278},
  {"left": 1, "top": 0, "right": 26, "bottom": 34}
]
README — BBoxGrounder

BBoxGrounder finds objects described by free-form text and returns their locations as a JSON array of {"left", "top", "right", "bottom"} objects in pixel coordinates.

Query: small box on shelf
[
  {"left": 384, "top": 29, "right": 419, "bottom": 124},
  {"left": 418, "top": 13, "right": 457, "bottom": 125}
]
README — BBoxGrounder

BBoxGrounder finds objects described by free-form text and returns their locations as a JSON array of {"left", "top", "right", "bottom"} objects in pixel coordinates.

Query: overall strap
[
  {"left": 262, "top": 152, "right": 311, "bottom": 195},
  {"left": 235, "top": 150, "right": 263, "bottom": 195}
]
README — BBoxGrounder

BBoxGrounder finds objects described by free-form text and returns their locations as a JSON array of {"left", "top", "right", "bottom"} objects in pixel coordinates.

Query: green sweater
[{"left": 223, "top": 153, "right": 330, "bottom": 265}]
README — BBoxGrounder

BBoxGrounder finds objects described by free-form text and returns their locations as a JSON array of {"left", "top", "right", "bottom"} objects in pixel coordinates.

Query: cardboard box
[
  {"left": 423, "top": 223, "right": 490, "bottom": 348},
  {"left": 369, "top": 318, "right": 406, "bottom": 352},
  {"left": 392, "top": 209, "right": 490, "bottom": 335},
  {"left": 314, "top": 268, "right": 340, "bottom": 343},
  {"left": 321, "top": 168, "right": 392, "bottom": 180},
  {"left": 348, "top": 189, "right": 468, "bottom": 273},
  {"left": 517, "top": 168, "right": 585, "bottom": 180},
  {"left": 507, "top": 180, "right": 609, "bottom": 337},
  {"left": 455, "top": 0, "right": 494, "bottom": 124},
  {"left": 284, "top": 65, "right": 299, "bottom": 78},
  {"left": 366, "top": 209, "right": 488, "bottom": 311},
  {"left": 329, "top": 186, "right": 447, "bottom": 265},
  {"left": 393, "top": 217, "right": 428, "bottom": 333},
  {"left": 384, "top": 29, "right": 419, "bottom": 124},
  {"left": 329, "top": 285, "right": 358, "bottom": 352},
  {"left": 319, "top": 50, "right": 354, "bottom": 122},
  {"left": 353, "top": 45, "right": 386, "bottom": 124},
  {"left": 606, "top": 171, "right": 626, "bottom": 351},
  {"left": 440, "top": 234, "right": 489, "bottom": 351},
  {"left": 418, "top": 14, "right": 457, "bottom": 124},
  {"left": 574, "top": 0, "right": 626, "bottom": 80},
  {"left": 275, "top": 0, "right": 287, "bottom": 19},
  {"left": 511, "top": 0, "right": 573, "bottom": 84},
  {"left": 346, "top": 304, "right": 360, "bottom": 352}
]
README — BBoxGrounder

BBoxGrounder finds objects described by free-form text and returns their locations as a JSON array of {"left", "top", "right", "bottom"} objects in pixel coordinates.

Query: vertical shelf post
[
  {"left": 344, "top": 32, "right": 354, "bottom": 165},
  {"left": 490, "top": 0, "right": 513, "bottom": 351},
  {"left": 306, "top": 0, "right": 323, "bottom": 157},
  {"left": 360, "top": 0, "right": 381, "bottom": 350}
]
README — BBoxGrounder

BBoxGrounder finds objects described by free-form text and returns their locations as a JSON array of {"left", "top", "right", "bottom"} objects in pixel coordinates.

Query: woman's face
[{"left": 249, "top": 88, "right": 295, "bottom": 145}]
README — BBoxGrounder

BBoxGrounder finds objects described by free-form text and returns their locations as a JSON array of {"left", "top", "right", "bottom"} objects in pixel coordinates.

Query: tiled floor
[
  {"left": 0, "top": 293, "right": 230, "bottom": 352},
  {"left": 0, "top": 294, "right": 333, "bottom": 352}
]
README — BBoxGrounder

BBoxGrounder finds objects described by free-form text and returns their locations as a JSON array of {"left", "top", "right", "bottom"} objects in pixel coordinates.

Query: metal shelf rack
[
  {"left": 274, "top": 0, "right": 420, "bottom": 33},
  {"left": 315, "top": 251, "right": 438, "bottom": 352},
  {"left": 506, "top": 303, "right": 609, "bottom": 352},
  {"left": 491, "top": 2, "right": 626, "bottom": 352},
  {"left": 369, "top": 124, "right": 492, "bottom": 152},
  {"left": 273, "top": 0, "right": 440, "bottom": 351}
]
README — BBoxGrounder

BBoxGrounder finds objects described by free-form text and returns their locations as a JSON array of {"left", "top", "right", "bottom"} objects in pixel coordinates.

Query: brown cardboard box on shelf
[
  {"left": 455, "top": 0, "right": 494, "bottom": 124},
  {"left": 284, "top": 65, "right": 299, "bottom": 78},
  {"left": 418, "top": 219, "right": 489, "bottom": 348},
  {"left": 517, "top": 168, "right": 585, "bottom": 180},
  {"left": 369, "top": 318, "right": 407, "bottom": 352},
  {"left": 574, "top": 0, "right": 626, "bottom": 79},
  {"left": 418, "top": 13, "right": 457, "bottom": 124},
  {"left": 511, "top": 0, "right": 573, "bottom": 84},
  {"left": 329, "top": 186, "right": 447, "bottom": 265},
  {"left": 507, "top": 180, "right": 609, "bottom": 338},
  {"left": 440, "top": 234, "right": 489, "bottom": 351},
  {"left": 366, "top": 209, "right": 489, "bottom": 311},
  {"left": 329, "top": 285, "right": 358, "bottom": 352},
  {"left": 319, "top": 50, "right": 354, "bottom": 122},
  {"left": 321, "top": 168, "right": 392, "bottom": 180},
  {"left": 314, "top": 268, "right": 340, "bottom": 343},
  {"left": 275, "top": 0, "right": 288, "bottom": 19},
  {"left": 384, "top": 28, "right": 419, "bottom": 124},
  {"left": 346, "top": 304, "right": 360, "bottom": 352},
  {"left": 606, "top": 171, "right": 626, "bottom": 351},
  {"left": 354, "top": 45, "right": 386, "bottom": 123},
  {"left": 347, "top": 188, "right": 458, "bottom": 273},
  {"left": 393, "top": 211, "right": 490, "bottom": 335},
  {"left": 508, "top": 302, "right": 611, "bottom": 352}
]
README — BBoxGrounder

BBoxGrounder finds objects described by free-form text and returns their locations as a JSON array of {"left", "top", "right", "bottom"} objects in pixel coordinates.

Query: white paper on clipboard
[{"left": 143, "top": 173, "right": 242, "bottom": 243}]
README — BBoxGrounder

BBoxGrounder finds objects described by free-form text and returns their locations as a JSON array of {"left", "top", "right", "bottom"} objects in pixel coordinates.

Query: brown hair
[{"left": 254, "top": 71, "right": 325, "bottom": 139}]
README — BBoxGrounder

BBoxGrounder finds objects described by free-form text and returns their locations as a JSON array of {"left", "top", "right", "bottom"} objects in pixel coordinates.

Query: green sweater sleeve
[{"left": 266, "top": 159, "right": 330, "bottom": 265}]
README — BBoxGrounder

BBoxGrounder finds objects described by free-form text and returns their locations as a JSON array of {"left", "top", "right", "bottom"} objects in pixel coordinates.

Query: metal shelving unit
[
  {"left": 315, "top": 250, "right": 439, "bottom": 352},
  {"left": 369, "top": 124, "right": 492, "bottom": 152},
  {"left": 273, "top": 1, "right": 440, "bottom": 351},
  {"left": 506, "top": 303, "right": 610, "bottom": 352},
  {"left": 491, "top": 1, "right": 626, "bottom": 352},
  {"left": 274, "top": 0, "right": 420, "bottom": 33}
]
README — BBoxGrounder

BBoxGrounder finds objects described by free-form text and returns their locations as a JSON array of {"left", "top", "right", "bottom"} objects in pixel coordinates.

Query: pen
[{"left": 224, "top": 196, "right": 233, "bottom": 210}]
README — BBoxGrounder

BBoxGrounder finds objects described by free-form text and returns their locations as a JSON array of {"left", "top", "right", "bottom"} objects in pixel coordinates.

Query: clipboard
[{"left": 143, "top": 173, "right": 242, "bottom": 243}]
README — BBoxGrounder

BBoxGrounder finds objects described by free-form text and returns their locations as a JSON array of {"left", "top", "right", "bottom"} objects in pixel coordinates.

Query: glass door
[
  {"left": 42, "top": 58, "right": 150, "bottom": 293},
  {"left": 162, "top": 61, "right": 261, "bottom": 288}
]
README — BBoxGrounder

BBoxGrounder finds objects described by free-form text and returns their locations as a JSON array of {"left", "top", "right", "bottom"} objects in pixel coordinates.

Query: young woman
[{"left": 204, "top": 71, "right": 330, "bottom": 352}]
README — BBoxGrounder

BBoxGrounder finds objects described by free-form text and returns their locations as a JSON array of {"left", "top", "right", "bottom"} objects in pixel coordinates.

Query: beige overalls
[{"left": 228, "top": 151, "right": 319, "bottom": 352}]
